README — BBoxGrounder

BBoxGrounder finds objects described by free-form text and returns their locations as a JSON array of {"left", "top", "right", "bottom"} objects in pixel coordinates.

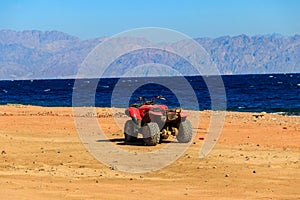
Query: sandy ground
[{"left": 0, "top": 105, "right": 299, "bottom": 199}]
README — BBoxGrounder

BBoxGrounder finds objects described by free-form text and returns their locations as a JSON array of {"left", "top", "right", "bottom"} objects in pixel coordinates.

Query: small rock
[
  {"left": 225, "top": 174, "right": 229, "bottom": 177},
  {"left": 213, "top": 166, "right": 217, "bottom": 169},
  {"left": 253, "top": 170, "right": 256, "bottom": 173},
  {"left": 1, "top": 150, "right": 6, "bottom": 155},
  {"left": 268, "top": 163, "right": 271, "bottom": 168}
]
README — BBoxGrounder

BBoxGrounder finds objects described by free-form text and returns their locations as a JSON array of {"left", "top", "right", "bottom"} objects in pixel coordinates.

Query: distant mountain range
[{"left": 0, "top": 30, "right": 299, "bottom": 79}]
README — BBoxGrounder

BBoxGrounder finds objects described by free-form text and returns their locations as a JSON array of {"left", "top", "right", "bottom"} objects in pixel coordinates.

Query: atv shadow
[
  {"left": 96, "top": 138, "right": 144, "bottom": 146},
  {"left": 96, "top": 138, "right": 173, "bottom": 146}
]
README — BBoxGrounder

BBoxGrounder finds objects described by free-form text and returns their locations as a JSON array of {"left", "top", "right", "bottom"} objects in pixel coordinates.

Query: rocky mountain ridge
[{"left": 0, "top": 30, "right": 299, "bottom": 79}]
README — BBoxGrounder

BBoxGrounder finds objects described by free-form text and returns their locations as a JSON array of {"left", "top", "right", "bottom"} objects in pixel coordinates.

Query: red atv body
[{"left": 124, "top": 96, "right": 192, "bottom": 146}]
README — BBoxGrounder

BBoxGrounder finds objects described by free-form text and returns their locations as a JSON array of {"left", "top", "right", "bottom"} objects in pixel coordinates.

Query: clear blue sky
[{"left": 0, "top": 0, "right": 299, "bottom": 39}]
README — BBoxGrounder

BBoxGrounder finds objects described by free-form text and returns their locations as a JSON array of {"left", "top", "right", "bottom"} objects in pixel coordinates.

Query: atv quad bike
[{"left": 124, "top": 96, "right": 193, "bottom": 146}]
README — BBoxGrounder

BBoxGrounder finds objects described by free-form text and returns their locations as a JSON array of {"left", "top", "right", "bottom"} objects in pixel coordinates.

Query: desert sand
[{"left": 0, "top": 105, "right": 299, "bottom": 199}]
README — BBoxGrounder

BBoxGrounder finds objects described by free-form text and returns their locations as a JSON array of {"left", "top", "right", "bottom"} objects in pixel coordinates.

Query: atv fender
[
  {"left": 149, "top": 110, "right": 164, "bottom": 116},
  {"left": 126, "top": 107, "right": 142, "bottom": 120}
]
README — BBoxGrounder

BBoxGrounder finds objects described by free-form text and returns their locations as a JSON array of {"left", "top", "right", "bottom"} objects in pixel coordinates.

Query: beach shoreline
[{"left": 0, "top": 105, "right": 299, "bottom": 199}]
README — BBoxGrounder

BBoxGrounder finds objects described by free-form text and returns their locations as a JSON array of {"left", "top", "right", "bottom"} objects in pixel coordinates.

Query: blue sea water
[{"left": 0, "top": 74, "right": 299, "bottom": 115}]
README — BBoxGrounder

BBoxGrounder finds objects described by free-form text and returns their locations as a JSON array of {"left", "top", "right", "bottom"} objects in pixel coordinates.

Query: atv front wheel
[
  {"left": 124, "top": 120, "right": 138, "bottom": 142},
  {"left": 176, "top": 119, "right": 193, "bottom": 143},
  {"left": 143, "top": 122, "right": 160, "bottom": 146}
]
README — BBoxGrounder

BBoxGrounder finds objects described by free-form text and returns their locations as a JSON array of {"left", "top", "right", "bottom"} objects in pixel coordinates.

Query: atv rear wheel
[
  {"left": 143, "top": 122, "right": 160, "bottom": 146},
  {"left": 176, "top": 119, "right": 192, "bottom": 143},
  {"left": 124, "top": 120, "right": 138, "bottom": 143}
]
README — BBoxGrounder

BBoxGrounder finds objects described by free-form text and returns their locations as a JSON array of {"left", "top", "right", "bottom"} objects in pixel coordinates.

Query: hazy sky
[{"left": 0, "top": 0, "right": 299, "bottom": 39}]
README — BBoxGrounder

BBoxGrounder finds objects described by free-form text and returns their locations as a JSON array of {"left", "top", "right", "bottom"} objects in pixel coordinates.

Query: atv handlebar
[{"left": 129, "top": 96, "right": 166, "bottom": 107}]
